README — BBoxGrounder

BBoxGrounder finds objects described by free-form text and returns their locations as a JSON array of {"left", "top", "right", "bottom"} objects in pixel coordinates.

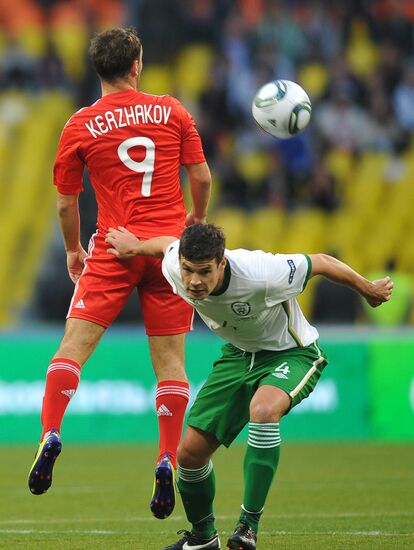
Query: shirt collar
[{"left": 210, "top": 258, "right": 231, "bottom": 296}]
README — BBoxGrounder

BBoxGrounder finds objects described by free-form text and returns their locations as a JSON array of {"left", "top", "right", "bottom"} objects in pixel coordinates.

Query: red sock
[
  {"left": 156, "top": 380, "right": 190, "bottom": 467},
  {"left": 40, "top": 358, "right": 81, "bottom": 440}
]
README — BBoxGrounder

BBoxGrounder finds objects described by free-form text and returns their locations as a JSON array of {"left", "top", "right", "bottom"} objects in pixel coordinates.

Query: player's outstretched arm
[
  {"left": 309, "top": 253, "right": 394, "bottom": 308},
  {"left": 105, "top": 227, "right": 176, "bottom": 259},
  {"left": 185, "top": 161, "right": 211, "bottom": 226}
]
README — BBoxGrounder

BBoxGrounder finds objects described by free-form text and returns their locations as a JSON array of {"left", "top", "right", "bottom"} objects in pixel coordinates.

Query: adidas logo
[
  {"left": 157, "top": 404, "right": 173, "bottom": 417},
  {"left": 74, "top": 299, "right": 86, "bottom": 309},
  {"left": 61, "top": 389, "right": 76, "bottom": 400}
]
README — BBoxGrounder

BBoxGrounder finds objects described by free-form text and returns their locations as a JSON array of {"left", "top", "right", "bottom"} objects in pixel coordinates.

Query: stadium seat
[
  {"left": 277, "top": 208, "right": 328, "bottom": 255},
  {"left": 140, "top": 65, "right": 174, "bottom": 96},
  {"left": 209, "top": 208, "right": 248, "bottom": 250},
  {"left": 247, "top": 208, "right": 286, "bottom": 253},
  {"left": 324, "top": 148, "right": 354, "bottom": 187},
  {"left": 17, "top": 25, "right": 46, "bottom": 56},
  {"left": 395, "top": 225, "right": 414, "bottom": 274},
  {"left": 0, "top": 92, "right": 74, "bottom": 326},
  {"left": 343, "top": 152, "right": 390, "bottom": 214},
  {"left": 175, "top": 44, "right": 214, "bottom": 101},
  {"left": 52, "top": 25, "right": 88, "bottom": 80},
  {"left": 324, "top": 210, "right": 365, "bottom": 272},
  {"left": 235, "top": 151, "right": 270, "bottom": 187},
  {"left": 353, "top": 152, "right": 391, "bottom": 185}
]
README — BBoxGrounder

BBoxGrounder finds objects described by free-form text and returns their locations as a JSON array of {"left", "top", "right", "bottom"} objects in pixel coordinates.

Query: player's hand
[
  {"left": 105, "top": 226, "right": 140, "bottom": 258},
  {"left": 67, "top": 246, "right": 87, "bottom": 284},
  {"left": 364, "top": 276, "right": 394, "bottom": 308},
  {"left": 185, "top": 211, "right": 207, "bottom": 226}
]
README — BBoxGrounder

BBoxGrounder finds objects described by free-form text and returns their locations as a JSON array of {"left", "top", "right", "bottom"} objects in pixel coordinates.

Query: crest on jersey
[{"left": 231, "top": 302, "right": 251, "bottom": 316}]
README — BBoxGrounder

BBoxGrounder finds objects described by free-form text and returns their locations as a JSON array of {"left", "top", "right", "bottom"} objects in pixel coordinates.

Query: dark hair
[
  {"left": 179, "top": 224, "right": 226, "bottom": 264},
  {"left": 89, "top": 27, "right": 142, "bottom": 83}
]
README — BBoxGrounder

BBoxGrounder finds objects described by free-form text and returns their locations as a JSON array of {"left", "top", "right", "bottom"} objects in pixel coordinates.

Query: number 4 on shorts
[{"left": 272, "top": 362, "right": 290, "bottom": 379}]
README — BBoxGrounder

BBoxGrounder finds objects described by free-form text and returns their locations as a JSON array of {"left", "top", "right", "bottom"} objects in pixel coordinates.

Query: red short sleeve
[
  {"left": 53, "top": 116, "right": 84, "bottom": 194},
  {"left": 174, "top": 101, "right": 206, "bottom": 165}
]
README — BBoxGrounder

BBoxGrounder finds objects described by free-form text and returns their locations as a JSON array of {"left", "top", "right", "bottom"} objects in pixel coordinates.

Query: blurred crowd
[{"left": 1, "top": 0, "right": 414, "bottom": 324}]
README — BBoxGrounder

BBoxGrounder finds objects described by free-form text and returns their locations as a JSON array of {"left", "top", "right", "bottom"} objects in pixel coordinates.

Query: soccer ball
[{"left": 252, "top": 80, "right": 312, "bottom": 139}]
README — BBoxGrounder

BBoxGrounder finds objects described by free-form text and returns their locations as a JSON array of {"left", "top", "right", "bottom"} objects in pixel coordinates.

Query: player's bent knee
[
  {"left": 177, "top": 442, "right": 206, "bottom": 469},
  {"left": 249, "top": 399, "right": 286, "bottom": 422},
  {"left": 177, "top": 443, "right": 196, "bottom": 468},
  {"left": 250, "top": 385, "right": 291, "bottom": 422}
]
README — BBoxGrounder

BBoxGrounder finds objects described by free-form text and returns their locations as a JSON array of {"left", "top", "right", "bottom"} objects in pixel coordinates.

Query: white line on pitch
[
  {"left": 1, "top": 510, "right": 413, "bottom": 526},
  {"left": 0, "top": 529, "right": 412, "bottom": 537}
]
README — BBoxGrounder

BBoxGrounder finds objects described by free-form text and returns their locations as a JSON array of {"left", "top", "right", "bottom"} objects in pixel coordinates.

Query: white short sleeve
[
  {"left": 161, "top": 240, "right": 181, "bottom": 294},
  {"left": 265, "top": 253, "right": 312, "bottom": 305}
]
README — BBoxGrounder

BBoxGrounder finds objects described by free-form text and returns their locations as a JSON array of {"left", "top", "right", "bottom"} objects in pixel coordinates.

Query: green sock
[
  {"left": 177, "top": 461, "right": 216, "bottom": 539},
  {"left": 239, "top": 421, "right": 281, "bottom": 533}
]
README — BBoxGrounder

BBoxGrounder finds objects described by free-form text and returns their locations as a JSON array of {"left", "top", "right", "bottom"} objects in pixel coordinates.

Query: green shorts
[{"left": 187, "top": 341, "right": 328, "bottom": 447}]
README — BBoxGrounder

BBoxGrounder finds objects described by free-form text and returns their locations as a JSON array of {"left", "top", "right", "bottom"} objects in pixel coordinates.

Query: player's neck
[{"left": 101, "top": 79, "right": 138, "bottom": 97}]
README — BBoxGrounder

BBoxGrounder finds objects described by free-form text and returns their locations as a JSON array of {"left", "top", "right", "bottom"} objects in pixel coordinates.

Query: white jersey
[{"left": 162, "top": 241, "right": 319, "bottom": 352}]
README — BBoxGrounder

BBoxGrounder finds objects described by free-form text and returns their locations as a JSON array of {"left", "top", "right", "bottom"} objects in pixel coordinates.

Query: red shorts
[{"left": 67, "top": 232, "right": 193, "bottom": 335}]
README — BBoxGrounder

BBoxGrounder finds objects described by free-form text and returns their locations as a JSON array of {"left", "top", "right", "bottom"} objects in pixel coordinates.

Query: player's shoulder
[
  {"left": 227, "top": 248, "right": 302, "bottom": 278},
  {"left": 165, "top": 239, "right": 180, "bottom": 256},
  {"left": 226, "top": 248, "right": 273, "bottom": 278},
  {"left": 64, "top": 99, "right": 99, "bottom": 128},
  {"left": 161, "top": 240, "right": 181, "bottom": 287},
  {"left": 59, "top": 114, "right": 79, "bottom": 137},
  {"left": 138, "top": 91, "right": 178, "bottom": 106},
  {"left": 73, "top": 96, "right": 101, "bottom": 116},
  {"left": 163, "top": 240, "right": 180, "bottom": 270},
  {"left": 227, "top": 247, "right": 273, "bottom": 263}
]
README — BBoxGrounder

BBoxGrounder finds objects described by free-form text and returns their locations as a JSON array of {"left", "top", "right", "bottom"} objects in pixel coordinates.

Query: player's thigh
[
  {"left": 257, "top": 341, "right": 328, "bottom": 410},
  {"left": 68, "top": 233, "right": 136, "bottom": 327},
  {"left": 188, "top": 344, "right": 254, "bottom": 447},
  {"left": 55, "top": 318, "right": 105, "bottom": 366},
  {"left": 138, "top": 256, "right": 194, "bottom": 336},
  {"left": 148, "top": 333, "right": 186, "bottom": 381}
]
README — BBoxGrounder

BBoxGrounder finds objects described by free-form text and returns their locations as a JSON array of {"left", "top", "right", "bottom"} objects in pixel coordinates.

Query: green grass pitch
[{"left": 1, "top": 443, "right": 413, "bottom": 549}]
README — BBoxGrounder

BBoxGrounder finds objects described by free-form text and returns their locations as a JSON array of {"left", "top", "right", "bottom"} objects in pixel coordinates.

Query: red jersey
[{"left": 54, "top": 89, "right": 206, "bottom": 239}]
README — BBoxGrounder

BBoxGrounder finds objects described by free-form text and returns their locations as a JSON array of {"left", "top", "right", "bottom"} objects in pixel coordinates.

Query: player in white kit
[{"left": 105, "top": 223, "right": 393, "bottom": 550}]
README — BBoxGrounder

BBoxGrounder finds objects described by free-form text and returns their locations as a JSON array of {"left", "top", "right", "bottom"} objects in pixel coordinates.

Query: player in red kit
[{"left": 28, "top": 27, "right": 211, "bottom": 520}]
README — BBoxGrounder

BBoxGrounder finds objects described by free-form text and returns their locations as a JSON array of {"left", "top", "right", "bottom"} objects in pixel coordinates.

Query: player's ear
[
  {"left": 137, "top": 50, "right": 143, "bottom": 73},
  {"left": 131, "top": 59, "right": 140, "bottom": 77}
]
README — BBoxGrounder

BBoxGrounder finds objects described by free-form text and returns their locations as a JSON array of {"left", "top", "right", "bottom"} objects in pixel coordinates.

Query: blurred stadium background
[{"left": 0, "top": 1, "right": 413, "bottom": 547}]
